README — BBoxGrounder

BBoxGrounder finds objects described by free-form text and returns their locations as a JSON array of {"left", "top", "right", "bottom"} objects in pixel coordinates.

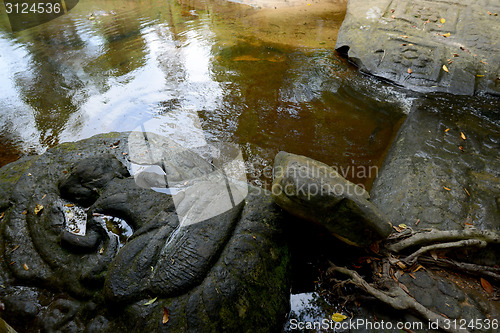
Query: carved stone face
[{"left": 0, "top": 133, "right": 289, "bottom": 332}]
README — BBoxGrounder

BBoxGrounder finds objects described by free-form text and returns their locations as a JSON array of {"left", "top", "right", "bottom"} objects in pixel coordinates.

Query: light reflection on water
[{"left": 0, "top": 0, "right": 410, "bottom": 188}]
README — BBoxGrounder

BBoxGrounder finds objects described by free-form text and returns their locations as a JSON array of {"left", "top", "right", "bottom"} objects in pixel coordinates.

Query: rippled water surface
[{"left": 0, "top": 0, "right": 411, "bottom": 189}]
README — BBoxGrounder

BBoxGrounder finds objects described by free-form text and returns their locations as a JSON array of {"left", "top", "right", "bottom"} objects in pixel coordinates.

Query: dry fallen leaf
[
  {"left": 460, "top": 132, "right": 467, "bottom": 140},
  {"left": 443, "top": 32, "right": 451, "bottom": 37},
  {"left": 34, "top": 204, "right": 44, "bottom": 215},
  {"left": 163, "top": 307, "right": 170, "bottom": 324},
  {"left": 440, "top": 18, "right": 446, "bottom": 24},
  {"left": 413, "top": 265, "right": 424, "bottom": 273},
  {"left": 0, "top": 212, "right": 4, "bottom": 220},
  {"left": 369, "top": 241, "right": 380, "bottom": 254},
  {"left": 442, "top": 65, "right": 449, "bottom": 72},
  {"left": 398, "top": 282, "right": 410, "bottom": 294},
  {"left": 480, "top": 278, "right": 494, "bottom": 294},
  {"left": 443, "top": 186, "right": 451, "bottom": 191},
  {"left": 396, "top": 261, "right": 407, "bottom": 270},
  {"left": 430, "top": 251, "right": 438, "bottom": 260},
  {"left": 22, "top": 210, "right": 28, "bottom": 215},
  {"left": 143, "top": 297, "right": 158, "bottom": 306},
  {"left": 476, "top": 74, "right": 485, "bottom": 77},
  {"left": 23, "top": 263, "right": 29, "bottom": 270},
  {"left": 464, "top": 188, "right": 470, "bottom": 196},
  {"left": 331, "top": 313, "right": 348, "bottom": 322},
  {"left": 65, "top": 203, "right": 75, "bottom": 207},
  {"left": 444, "top": 128, "right": 450, "bottom": 132},
  {"left": 407, "top": 68, "right": 412, "bottom": 74}
]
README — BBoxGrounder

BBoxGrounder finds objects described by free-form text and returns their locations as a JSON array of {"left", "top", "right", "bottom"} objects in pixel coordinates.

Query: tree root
[
  {"left": 326, "top": 228, "right": 500, "bottom": 332},
  {"left": 403, "top": 239, "right": 487, "bottom": 266},
  {"left": 330, "top": 263, "right": 469, "bottom": 333},
  {"left": 419, "top": 257, "right": 500, "bottom": 283},
  {"left": 387, "top": 228, "right": 500, "bottom": 253}
]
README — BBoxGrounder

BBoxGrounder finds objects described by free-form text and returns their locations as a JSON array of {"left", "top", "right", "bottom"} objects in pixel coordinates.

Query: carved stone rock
[
  {"left": 336, "top": 0, "right": 500, "bottom": 96},
  {"left": 0, "top": 133, "right": 290, "bottom": 332}
]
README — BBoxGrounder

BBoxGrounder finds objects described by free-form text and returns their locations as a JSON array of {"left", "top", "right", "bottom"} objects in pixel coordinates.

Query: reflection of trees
[{"left": 11, "top": 0, "right": 151, "bottom": 147}]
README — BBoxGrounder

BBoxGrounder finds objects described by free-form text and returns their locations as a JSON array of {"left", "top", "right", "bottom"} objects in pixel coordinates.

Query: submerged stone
[{"left": 272, "top": 151, "right": 392, "bottom": 246}]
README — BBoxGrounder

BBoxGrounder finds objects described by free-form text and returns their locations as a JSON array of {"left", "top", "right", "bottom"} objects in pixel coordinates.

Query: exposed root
[
  {"left": 403, "top": 239, "right": 487, "bottom": 266},
  {"left": 330, "top": 264, "right": 470, "bottom": 333},
  {"left": 326, "top": 228, "right": 500, "bottom": 332},
  {"left": 419, "top": 257, "right": 500, "bottom": 283},
  {"left": 387, "top": 228, "right": 500, "bottom": 253}
]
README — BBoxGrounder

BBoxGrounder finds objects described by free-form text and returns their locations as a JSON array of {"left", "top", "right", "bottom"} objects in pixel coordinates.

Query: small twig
[{"left": 403, "top": 239, "right": 487, "bottom": 265}]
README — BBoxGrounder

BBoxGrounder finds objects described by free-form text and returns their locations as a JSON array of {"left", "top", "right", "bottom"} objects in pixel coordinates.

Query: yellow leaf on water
[
  {"left": 444, "top": 128, "right": 450, "bottom": 132},
  {"left": 34, "top": 204, "right": 44, "bottom": 215},
  {"left": 460, "top": 132, "right": 467, "bottom": 140},
  {"left": 442, "top": 65, "right": 449, "bottom": 72},
  {"left": 440, "top": 18, "right": 446, "bottom": 24},
  {"left": 443, "top": 186, "right": 451, "bottom": 191},
  {"left": 23, "top": 263, "right": 29, "bottom": 271},
  {"left": 331, "top": 313, "right": 348, "bottom": 322},
  {"left": 407, "top": 68, "right": 412, "bottom": 74},
  {"left": 65, "top": 203, "right": 75, "bottom": 207},
  {"left": 163, "top": 307, "right": 170, "bottom": 324},
  {"left": 143, "top": 297, "right": 157, "bottom": 306},
  {"left": 476, "top": 74, "right": 485, "bottom": 77},
  {"left": 442, "top": 32, "right": 451, "bottom": 37}
]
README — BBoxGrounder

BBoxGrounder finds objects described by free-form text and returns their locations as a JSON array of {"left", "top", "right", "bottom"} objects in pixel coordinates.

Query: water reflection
[{"left": 0, "top": 0, "right": 410, "bottom": 190}]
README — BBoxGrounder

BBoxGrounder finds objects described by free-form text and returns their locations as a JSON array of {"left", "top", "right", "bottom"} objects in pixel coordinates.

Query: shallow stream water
[{"left": 0, "top": 0, "right": 411, "bottom": 188}]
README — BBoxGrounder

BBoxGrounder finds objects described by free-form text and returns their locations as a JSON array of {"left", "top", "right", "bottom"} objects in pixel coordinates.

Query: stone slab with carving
[
  {"left": 0, "top": 132, "right": 290, "bottom": 332},
  {"left": 336, "top": 0, "right": 500, "bottom": 95}
]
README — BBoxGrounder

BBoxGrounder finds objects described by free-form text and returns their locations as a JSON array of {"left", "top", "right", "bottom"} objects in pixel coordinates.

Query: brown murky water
[{"left": 0, "top": 0, "right": 411, "bottom": 189}]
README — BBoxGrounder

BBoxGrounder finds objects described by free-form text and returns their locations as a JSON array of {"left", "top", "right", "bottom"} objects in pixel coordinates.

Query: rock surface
[
  {"left": 367, "top": 95, "right": 500, "bottom": 329},
  {"left": 0, "top": 132, "right": 290, "bottom": 332},
  {"left": 336, "top": 0, "right": 500, "bottom": 96},
  {"left": 371, "top": 96, "right": 500, "bottom": 232},
  {"left": 272, "top": 151, "right": 392, "bottom": 246}
]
